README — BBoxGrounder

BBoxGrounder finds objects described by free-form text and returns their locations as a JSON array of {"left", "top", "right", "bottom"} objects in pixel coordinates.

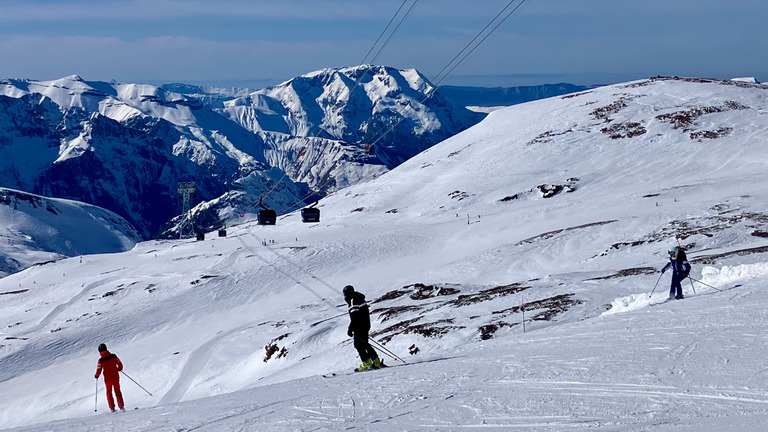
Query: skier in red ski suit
[{"left": 94, "top": 343, "right": 125, "bottom": 412}]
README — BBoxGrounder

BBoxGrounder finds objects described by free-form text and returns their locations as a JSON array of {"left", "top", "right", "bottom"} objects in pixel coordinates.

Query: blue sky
[{"left": 0, "top": 0, "right": 765, "bottom": 88}]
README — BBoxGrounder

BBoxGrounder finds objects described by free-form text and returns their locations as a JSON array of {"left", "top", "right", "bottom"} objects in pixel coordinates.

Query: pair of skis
[
  {"left": 324, "top": 361, "right": 396, "bottom": 378},
  {"left": 323, "top": 362, "right": 389, "bottom": 378}
]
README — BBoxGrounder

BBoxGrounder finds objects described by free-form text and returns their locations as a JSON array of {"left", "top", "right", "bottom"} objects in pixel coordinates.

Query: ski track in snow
[
  {"left": 19, "top": 277, "right": 120, "bottom": 337},
  {"left": 159, "top": 322, "right": 259, "bottom": 405}
]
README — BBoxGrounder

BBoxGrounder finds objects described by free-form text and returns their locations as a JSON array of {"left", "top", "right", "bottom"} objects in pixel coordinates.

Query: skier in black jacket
[
  {"left": 662, "top": 246, "right": 691, "bottom": 300},
  {"left": 343, "top": 285, "right": 382, "bottom": 371}
]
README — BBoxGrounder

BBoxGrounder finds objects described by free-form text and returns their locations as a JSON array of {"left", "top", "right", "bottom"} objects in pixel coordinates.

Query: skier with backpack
[
  {"left": 661, "top": 246, "right": 691, "bottom": 300},
  {"left": 94, "top": 343, "right": 125, "bottom": 412},
  {"left": 343, "top": 285, "right": 383, "bottom": 372}
]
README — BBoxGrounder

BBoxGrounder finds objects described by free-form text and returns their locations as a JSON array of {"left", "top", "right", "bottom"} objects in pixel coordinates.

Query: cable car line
[
  {"left": 368, "top": 0, "right": 419, "bottom": 66},
  {"left": 279, "top": 0, "right": 533, "bottom": 213},
  {"left": 431, "top": 0, "right": 522, "bottom": 86},
  {"left": 349, "top": 0, "right": 532, "bottom": 152},
  {"left": 237, "top": 0, "right": 531, "bottom": 224},
  {"left": 433, "top": 0, "right": 531, "bottom": 87},
  {"left": 249, "top": 232, "right": 343, "bottom": 298},
  {"left": 236, "top": 234, "right": 342, "bottom": 310},
  {"left": 361, "top": 0, "right": 412, "bottom": 65},
  {"left": 245, "top": 1, "right": 420, "bottom": 221}
]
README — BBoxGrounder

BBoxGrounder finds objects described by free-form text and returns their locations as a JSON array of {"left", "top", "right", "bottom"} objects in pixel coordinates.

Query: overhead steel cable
[
  {"left": 276, "top": 2, "right": 424, "bottom": 214},
  {"left": 369, "top": 0, "right": 419, "bottom": 65},
  {"left": 431, "top": 0, "right": 522, "bottom": 86},
  {"left": 334, "top": 0, "right": 419, "bottom": 112},
  {"left": 361, "top": 0, "right": 411, "bottom": 65},
  {"left": 433, "top": 0, "right": 531, "bottom": 87},
  {"left": 249, "top": 232, "right": 344, "bottom": 297},
  {"left": 251, "top": 0, "right": 531, "bottom": 217},
  {"left": 246, "top": 0, "right": 419, "bottom": 211},
  {"left": 352, "top": 0, "right": 532, "bottom": 151},
  {"left": 292, "top": 0, "right": 419, "bottom": 195},
  {"left": 287, "top": 0, "right": 532, "bottom": 205},
  {"left": 236, "top": 235, "right": 342, "bottom": 310}
]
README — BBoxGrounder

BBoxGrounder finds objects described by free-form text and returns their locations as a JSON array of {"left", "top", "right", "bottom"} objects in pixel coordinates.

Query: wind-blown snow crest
[
  {"left": 700, "top": 261, "right": 768, "bottom": 286},
  {"left": 601, "top": 292, "right": 657, "bottom": 315}
]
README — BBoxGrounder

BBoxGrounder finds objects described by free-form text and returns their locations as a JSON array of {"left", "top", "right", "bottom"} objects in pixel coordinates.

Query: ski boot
[{"left": 355, "top": 359, "right": 374, "bottom": 372}]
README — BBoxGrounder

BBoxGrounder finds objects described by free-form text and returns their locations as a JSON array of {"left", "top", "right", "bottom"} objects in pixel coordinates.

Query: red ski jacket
[{"left": 95, "top": 350, "right": 123, "bottom": 382}]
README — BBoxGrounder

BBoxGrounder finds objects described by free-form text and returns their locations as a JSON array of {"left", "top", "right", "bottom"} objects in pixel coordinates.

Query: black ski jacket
[{"left": 345, "top": 291, "right": 371, "bottom": 333}]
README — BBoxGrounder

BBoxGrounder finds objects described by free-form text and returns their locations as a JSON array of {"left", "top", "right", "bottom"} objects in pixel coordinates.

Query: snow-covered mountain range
[
  {"left": 0, "top": 66, "right": 481, "bottom": 241},
  {"left": 2, "top": 76, "right": 768, "bottom": 431}
]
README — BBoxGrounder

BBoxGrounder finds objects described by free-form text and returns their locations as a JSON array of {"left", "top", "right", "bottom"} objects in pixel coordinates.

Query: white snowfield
[
  {"left": 0, "top": 188, "right": 140, "bottom": 278},
  {"left": 2, "top": 77, "right": 768, "bottom": 431}
]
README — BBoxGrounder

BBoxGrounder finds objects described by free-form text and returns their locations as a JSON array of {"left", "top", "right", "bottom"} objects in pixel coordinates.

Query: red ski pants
[{"left": 104, "top": 380, "right": 124, "bottom": 410}]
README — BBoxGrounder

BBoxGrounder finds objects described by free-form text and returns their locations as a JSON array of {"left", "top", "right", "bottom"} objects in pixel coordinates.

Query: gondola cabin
[
  {"left": 257, "top": 209, "right": 277, "bottom": 225},
  {"left": 301, "top": 207, "right": 320, "bottom": 223}
]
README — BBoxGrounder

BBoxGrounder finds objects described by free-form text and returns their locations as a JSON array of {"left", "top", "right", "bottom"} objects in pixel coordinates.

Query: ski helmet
[
  {"left": 343, "top": 285, "right": 355, "bottom": 296},
  {"left": 98, "top": 343, "right": 107, "bottom": 352}
]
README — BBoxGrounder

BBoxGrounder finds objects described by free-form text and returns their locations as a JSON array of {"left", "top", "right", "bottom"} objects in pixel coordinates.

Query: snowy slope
[
  {"left": 2, "top": 77, "right": 768, "bottom": 431},
  {"left": 0, "top": 188, "right": 140, "bottom": 278}
]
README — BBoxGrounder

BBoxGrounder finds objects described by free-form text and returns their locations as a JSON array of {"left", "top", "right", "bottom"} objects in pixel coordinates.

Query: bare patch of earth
[
  {"left": 655, "top": 101, "right": 748, "bottom": 131},
  {"left": 605, "top": 211, "right": 768, "bottom": 255},
  {"left": 517, "top": 220, "right": 617, "bottom": 246},
  {"left": 624, "top": 76, "right": 767, "bottom": 90},
  {"left": 691, "top": 245, "right": 768, "bottom": 265},
  {"left": 601, "top": 121, "right": 647, "bottom": 139},
  {"left": 370, "top": 281, "right": 581, "bottom": 347},
  {"left": 585, "top": 267, "right": 658, "bottom": 280}
]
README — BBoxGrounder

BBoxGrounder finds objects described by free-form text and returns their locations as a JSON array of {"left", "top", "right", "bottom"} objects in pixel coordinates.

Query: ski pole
[
  {"left": 311, "top": 312, "right": 347, "bottom": 327},
  {"left": 368, "top": 337, "right": 406, "bottom": 364},
  {"left": 688, "top": 276, "right": 696, "bottom": 294},
  {"left": 94, "top": 378, "right": 98, "bottom": 412},
  {"left": 120, "top": 371, "right": 153, "bottom": 396},
  {"left": 367, "top": 337, "right": 396, "bottom": 361},
  {"left": 372, "top": 340, "right": 405, "bottom": 364},
  {"left": 688, "top": 277, "right": 723, "bottom": 292},
  {"left": 648, "top": 272, "right": 664, "bottom": 298}
]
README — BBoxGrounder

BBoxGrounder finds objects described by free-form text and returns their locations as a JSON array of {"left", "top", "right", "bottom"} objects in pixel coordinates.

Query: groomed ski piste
[{"left": 2, "top": 76, "right": 768, "bottom": 431}]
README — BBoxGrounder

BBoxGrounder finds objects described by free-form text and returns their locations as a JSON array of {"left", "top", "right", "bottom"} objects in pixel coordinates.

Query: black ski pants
[{"left": 353, "top": 325, "right": 378, "bottom": 363}]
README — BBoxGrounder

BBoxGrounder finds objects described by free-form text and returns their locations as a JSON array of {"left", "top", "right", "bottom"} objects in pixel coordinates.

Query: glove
[
  {"left": 94, "top": 376, "right": 98, "bottom": 379},
  {"left": 347, "top": 328, "right": 354, "bottom": 337},
  {"left": 660, "top": 268, "right": 666, "bottom": 274}
]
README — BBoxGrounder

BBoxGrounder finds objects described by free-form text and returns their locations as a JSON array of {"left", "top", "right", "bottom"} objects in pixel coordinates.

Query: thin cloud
[
  {"left": 0, "top": 0, "right": 388, "bottom": 22},
  {"left": 0, "top": 34, "right": 364, "bottom": 82}
]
